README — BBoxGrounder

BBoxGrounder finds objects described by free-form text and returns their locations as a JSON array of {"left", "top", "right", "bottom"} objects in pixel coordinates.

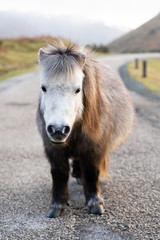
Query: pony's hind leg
[
  {"left": 81, "top": 158, "right": 104, "bottom": 214},
  {"left": 72, "top": 159, "right": 82, "bottom": 185}
]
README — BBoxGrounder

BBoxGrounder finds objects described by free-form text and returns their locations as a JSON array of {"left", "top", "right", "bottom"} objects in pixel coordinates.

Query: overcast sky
[{"left": 1, "top": 0, "right": 160, "bottom": 30}]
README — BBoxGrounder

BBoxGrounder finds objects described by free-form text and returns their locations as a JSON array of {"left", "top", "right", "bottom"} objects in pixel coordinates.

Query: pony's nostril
[
  {"left": 47, "top": 125, "right": 55, "bottom": 135},
  {"left": 62, "top": 126, "right": 70, "bottom": 135}
]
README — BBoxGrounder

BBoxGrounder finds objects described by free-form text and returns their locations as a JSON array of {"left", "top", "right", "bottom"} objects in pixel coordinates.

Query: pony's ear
[{"left": 38, "top": 48, "right": 48, "bottom": 64}]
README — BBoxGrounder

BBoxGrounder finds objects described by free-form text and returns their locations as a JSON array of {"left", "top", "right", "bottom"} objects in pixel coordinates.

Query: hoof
[
  {"left": 76, "top": 178, "right": 82, "bottom": 185},
  {"left": 87, "top": 195, "right": 104, "bottom": 215},
  {"left": 47, "top": 203, "right": 63, "bottom": 218},
  {"left": 47, "top": 208, "right": 63, "bottom": 218},
  {"left": 89, "top": 204, "right": 104, "bottom": 215}
]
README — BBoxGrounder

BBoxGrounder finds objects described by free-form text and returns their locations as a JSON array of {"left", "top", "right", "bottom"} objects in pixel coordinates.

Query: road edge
[
  {"left": 119, "top": 63, "right": 160, "bottom": 101},
  {"left": 0, "top": 71, "right": 39, "bottom": 92}
]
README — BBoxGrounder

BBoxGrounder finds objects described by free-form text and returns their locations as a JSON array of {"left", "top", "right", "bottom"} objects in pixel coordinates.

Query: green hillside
[
  {"left": 108, "top": 13, "right": 160, "bottom": 53},
  {"left": 0, "top": 36, "right": 51, "bottom": 82},
  {"left": 0, "top": 37, "right": 110, "bottom": 82}
]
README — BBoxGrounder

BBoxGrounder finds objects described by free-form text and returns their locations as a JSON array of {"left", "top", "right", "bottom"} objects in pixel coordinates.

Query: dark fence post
[
  {"left": 142, "top": 60, "right": 147, "bottom": 78},
  {"left": 135, "top": 58, "right": 139, "bottom": 69}
]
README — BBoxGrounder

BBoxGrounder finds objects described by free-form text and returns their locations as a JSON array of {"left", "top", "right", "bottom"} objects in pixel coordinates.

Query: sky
[{"left": 0, "top": 0, "right": 160, "bottom": 31}]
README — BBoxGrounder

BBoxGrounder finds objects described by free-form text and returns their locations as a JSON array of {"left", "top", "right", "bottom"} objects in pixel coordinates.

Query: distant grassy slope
[
  {"left": 128, "top": 58, "right": 160, "bottom": 95},
  {"left": 0, "top": 37, "right": 111, "bottom": 82},
  {"left": 0, "top": 37, "right": 51, "bottom": 82},
  {"left": 108, "top": 13, "right": 160, "bottom": 53}
]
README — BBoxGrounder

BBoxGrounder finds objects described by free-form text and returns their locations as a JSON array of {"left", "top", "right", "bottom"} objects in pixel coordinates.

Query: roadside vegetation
[
  {"left": 86, "top": 44, "right": 109, "bottom": 54},
  {"left": 0, "top": 37, "right": 51, "bottom": 82},
  {"left": 0, "top": 37, "right": 110, "bottom": 82},
  {"left": 128, "top": 58, "right": 160, "bottom": 95}
]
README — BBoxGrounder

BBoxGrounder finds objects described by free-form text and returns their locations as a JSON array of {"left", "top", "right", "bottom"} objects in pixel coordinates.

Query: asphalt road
[{"left": 0, "top": 53, "right": 160, "bottom": 240}]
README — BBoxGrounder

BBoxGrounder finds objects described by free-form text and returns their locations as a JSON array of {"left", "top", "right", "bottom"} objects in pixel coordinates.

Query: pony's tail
[{"left": 100, "top": 155, "right": 110, "bottom": 178}]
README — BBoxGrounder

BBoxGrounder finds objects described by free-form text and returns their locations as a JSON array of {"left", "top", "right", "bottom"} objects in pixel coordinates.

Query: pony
[{"left": 37, "top": 39, "right": 135, "bottom": 218}]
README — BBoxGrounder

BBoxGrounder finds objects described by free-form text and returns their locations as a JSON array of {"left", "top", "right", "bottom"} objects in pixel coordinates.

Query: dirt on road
[{"left": 0, "top": 55, "right": 160, "bottom": 240}]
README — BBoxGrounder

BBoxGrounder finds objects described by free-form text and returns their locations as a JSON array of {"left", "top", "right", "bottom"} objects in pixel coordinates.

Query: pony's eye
[
  {"left": 41, "top": 86, "right": 47, "bottom": 92},
  {"left": 75, "top": 88, "right": 81, "bottom": 94}
]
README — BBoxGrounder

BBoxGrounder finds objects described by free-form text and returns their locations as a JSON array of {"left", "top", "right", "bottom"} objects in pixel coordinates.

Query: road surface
[{"left": 0, "top": 53, "right": 160, "bottom": 240}]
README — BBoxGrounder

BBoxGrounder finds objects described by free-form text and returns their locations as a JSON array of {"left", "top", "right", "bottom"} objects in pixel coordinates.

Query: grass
[
  {"left": 0, "top": 37, "right": 112, "bottom": 83},
  {"left": 0, "top": 37, "right": 50, "bottom": 82},
  {"left": 128, "top": 58, "right": 160, "bottom": 95}
]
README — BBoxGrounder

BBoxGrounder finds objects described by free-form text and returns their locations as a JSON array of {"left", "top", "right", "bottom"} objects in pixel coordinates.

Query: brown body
[{"left": 37, "top": 40, "right": 135, "bottom": 217}]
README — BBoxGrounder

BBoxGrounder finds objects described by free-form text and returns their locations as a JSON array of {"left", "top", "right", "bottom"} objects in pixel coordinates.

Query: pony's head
[{"left": 38, "top": 40, "right": 86, "bottom": 144}]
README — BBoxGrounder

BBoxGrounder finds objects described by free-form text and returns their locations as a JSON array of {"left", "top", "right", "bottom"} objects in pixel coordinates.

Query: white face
[{"left": 40, "top": 67, "right": 84, "bottom": 144}]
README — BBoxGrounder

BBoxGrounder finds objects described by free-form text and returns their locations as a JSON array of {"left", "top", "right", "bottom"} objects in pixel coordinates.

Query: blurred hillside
[
  {"left": 108, "top": 13, "right": 160, "bottom": 53},
  {"left": 0, "top": 37, "right": 110, "bottom": 82},
  {"left": 0, "top": 11, "right": 125, "bottom": 45},
  {"left": 0, "top": 37, "right": 46, "bottom": 81}
]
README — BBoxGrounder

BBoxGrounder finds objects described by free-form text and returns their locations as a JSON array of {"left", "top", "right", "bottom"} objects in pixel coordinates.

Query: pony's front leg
[
  {"left": 81, "top": 159, "right": 104, "bottom": 215},
  {"left": 72, "top": 159, "right": 82, "bottom": 185},
  {"left": 46, "top": 149, "right": 69, "bottom": 218}
]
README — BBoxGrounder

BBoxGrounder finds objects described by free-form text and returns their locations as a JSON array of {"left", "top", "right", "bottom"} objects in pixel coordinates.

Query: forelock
[{"left": 39, "top": 39, "right": 85, "bottom": 78}]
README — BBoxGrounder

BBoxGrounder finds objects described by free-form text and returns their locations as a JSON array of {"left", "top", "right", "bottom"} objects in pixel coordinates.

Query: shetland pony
[{"left": 37, "top": 39, "right": 135, "bottom": 218}]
